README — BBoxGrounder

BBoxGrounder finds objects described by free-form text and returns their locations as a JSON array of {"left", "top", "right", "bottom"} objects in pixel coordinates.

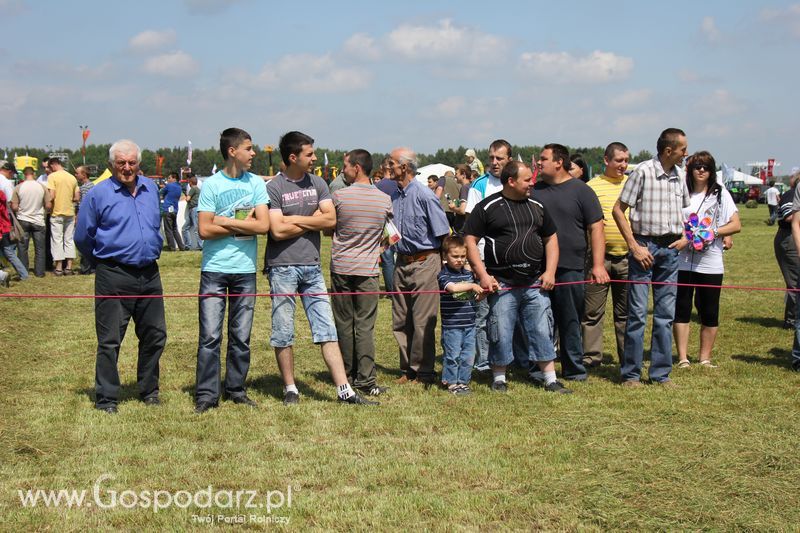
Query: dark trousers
[
  {"left": 16, "top": 220, "right": 46, "bottom": 277},
  {"left": 330, "top": 273, "right": 380, "bottom": 389},
  {"left": 551, "top": 268, "right": 587, "bottom": 380},
  {"left": 94, "top": 261, "right": 167, "bottom": 408},
  {"left": 774, "top": 227, "right": 798, "bottom": 325},
  {"left": 162, "top": 212, "right": 184, "bottom": 251},
  {"left": 195, "top": 272, "right": 256, "bottom": 403}
]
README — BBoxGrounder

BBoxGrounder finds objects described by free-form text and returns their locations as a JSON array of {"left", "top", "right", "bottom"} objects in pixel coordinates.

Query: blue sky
[{"left": 1, "top": 0, "right": 798, "bottom": 173}]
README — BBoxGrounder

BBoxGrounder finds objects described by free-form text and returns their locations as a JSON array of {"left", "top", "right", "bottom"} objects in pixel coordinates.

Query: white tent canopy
[
  {"left": 719, "top": 163, "right": 762, "bottom": 186},
  {"left": 415, "top": 163, "right": 455, "bottom": 185}
]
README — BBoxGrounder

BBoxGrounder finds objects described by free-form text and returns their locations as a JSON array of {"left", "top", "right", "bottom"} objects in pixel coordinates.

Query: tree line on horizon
[{"left": 3, "top": 143, "right": 656, "bottom": 179}]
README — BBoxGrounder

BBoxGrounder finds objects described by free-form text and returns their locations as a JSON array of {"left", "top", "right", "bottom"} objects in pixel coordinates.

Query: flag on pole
[
  {"left": 187, "top": 140, "right": 193, "bottom": 166},
  {"left": 324, "top": 153, "right": 329, "bottom": 166},
  {"left": 517, "top": 154, "right": 523, "bottom": 162},
  {"left": 211, "top": 163, "right": 217, "bottom": 175}
]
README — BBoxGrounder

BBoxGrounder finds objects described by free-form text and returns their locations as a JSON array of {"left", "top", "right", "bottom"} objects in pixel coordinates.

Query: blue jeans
[
  {"left": 2, "top": 235, "right": 28, "bottom": 279},
  {"left": 195, "top": 272, "right": 256, "bottom": 403},
  {"left": 791, "top": 292, "right": 800, "bottom": 371},
  {"left": 487, "top": 284, "right": 555, "bottom": 367},
  {"left": 473, "top": 299, "right": 490, "bottom": 368},
  {"left": 181, "top": 206, "right": 202, "bottom": 250},
  {"left": 620, "top": 239, "right": 679, "bottom": 383},
  {"left": 268, "top": 265, "right": 338, "bottom": 346},
  {"left": 551, "top": 268, "right": 587, "bottom": 380},
  {"left": 380, "top": 247, "right": 395, "bottom": 290},
  {"left": 441, "top": 327, "right": 476, "bottom": 385}
]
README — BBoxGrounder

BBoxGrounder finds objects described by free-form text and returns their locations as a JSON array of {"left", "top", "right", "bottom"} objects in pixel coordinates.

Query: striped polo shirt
[
  {"left": 438, "top": 265, "right": 478, "bottom": 329},
  {"left": 586, "top": 174, "right": 628, "bottom": 257},
  {"left": 331, "top": 182, "right": 393, "bottom": 276}
]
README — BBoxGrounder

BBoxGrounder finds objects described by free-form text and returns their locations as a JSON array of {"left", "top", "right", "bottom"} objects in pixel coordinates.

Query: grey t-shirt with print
[{"left": 265, "top": 172, "right": 332, "bottom": 266}]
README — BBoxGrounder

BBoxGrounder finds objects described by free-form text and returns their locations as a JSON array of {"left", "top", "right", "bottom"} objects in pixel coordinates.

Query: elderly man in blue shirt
[
  {"left": 75, "top": 139, "right": 167, "bottom": 414},
  {"left": 387, "top": 147, "right": 450, "bottom": 385}
]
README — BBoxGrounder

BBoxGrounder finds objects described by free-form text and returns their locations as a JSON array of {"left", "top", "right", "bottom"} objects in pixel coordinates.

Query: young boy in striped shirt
[{"left": 438, "top": 236, "right": 484, "bottom": 394}]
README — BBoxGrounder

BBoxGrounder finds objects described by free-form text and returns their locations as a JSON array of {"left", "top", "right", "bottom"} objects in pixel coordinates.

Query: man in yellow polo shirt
[
  {"left": 581, "top": 142, "right": 630, "bottom": 368},
  {"left": 46, "top": 157, "right": 79, "bottom": 275}
]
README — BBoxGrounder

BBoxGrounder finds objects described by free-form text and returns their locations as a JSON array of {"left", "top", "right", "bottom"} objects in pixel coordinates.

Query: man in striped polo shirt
[
  {"left": 582, "top": 142, "right": 631, "bottom": 368},
  {"left": 328, "top": 149, "right": 393, "bottom": 396}
]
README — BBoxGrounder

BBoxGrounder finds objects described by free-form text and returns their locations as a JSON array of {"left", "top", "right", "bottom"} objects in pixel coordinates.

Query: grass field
[{"left": 1, "top": 205, "right": 798, "bottom": 530}]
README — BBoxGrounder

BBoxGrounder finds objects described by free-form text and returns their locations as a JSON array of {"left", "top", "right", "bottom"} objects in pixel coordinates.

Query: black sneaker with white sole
[
  {"left": 283, "top": 391, "right": 300, "bottom": 405},
  {"left": 544, "top": 381, "right": 573, "bottom": 394},
  {"left": 338, "top": 393, "right": 379, "bottom": 405},
  {"left": 358, "top": 385, "right": 388, "bottom": 396}
]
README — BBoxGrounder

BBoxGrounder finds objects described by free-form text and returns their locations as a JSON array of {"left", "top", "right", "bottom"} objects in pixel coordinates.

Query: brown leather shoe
[
  {"left": 395, "top": 375, "right": 411, "bottom": 385},
  {"left": 621, "top": 380, "right": 643, "bottom": 388}
]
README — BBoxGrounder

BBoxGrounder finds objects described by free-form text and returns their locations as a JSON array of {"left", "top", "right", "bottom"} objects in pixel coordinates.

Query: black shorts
[{"left": 674, "top": 270, "right": 723, "bottom": 327}]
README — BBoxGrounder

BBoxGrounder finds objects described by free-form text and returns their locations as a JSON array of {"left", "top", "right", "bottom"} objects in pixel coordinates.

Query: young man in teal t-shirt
[{"left": 194, "top": 128, "right": 270, "bottom": 414}]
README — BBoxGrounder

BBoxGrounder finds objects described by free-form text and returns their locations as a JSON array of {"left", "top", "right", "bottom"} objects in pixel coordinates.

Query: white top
[
  {"left": 678, "top": 187, "right": 738, "bottom": 274},
  {"left": 766, "top": 186, "right": 780, "bottom": 206}
]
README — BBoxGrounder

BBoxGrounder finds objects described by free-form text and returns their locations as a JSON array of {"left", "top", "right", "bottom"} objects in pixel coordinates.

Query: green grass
[{"left": 1, "top": 205, "right": 798, "bottom": 530}]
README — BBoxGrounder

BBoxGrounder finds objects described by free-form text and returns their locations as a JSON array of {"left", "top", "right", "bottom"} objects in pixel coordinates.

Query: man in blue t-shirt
[
  {"left": 160, "top": 172, "right": 184, "bottom": 251},
  {"left": 194, "top": 128, "right": 270, "bottom": 414}
]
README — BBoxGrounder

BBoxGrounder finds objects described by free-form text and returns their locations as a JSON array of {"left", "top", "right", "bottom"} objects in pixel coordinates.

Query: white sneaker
[{"left": 0, "top": 270, "right": 9, "bottom": 288}]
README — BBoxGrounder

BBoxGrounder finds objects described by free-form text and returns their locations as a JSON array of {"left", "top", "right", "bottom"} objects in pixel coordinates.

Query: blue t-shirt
[
  {"left": 437, "top": 265, "right": 478, "bottom": 329},
  {"left": 197, "top": 170, "right": 269, "bottom": 273},
  {"left": 161, "top": 181, "right": 182, "bottom": 213}
]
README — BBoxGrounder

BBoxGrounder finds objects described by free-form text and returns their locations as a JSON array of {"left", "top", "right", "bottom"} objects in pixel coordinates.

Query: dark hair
[
  {"left": 442, "top": 235, "right": 466, "bottom": 254},
  {"left": 470, "top": 169, "right": 479, "bottom": 180},
  {"left": 569, "top": 153, "right": 590, "bottom": 182},
  {"left": 168, "top": 172, "right": 179, "bottom": 180},
  {"left": 500, "top": 160, "right": 529, "bottom": 185},
  {"left": 685, "top": 150, "right": 718, "bottom": 194},
  {"left": 455, "top": 164, "right": 470, "bottom": 178},
  {"left": 656, "top": 128, "right": 686, "bottom": 156},
  {"left": 345, "top": 149, "right": 373, "bottom": 177},
  {"left": 427, "top": 174, "right": 438, "bottom": 181},
  {"left": 219, "top": 127, "right": 252, "bottom": 161},
  {"left": 543, "top": 143, "right": 570, "bottom": 169},
  {"left": 184, "top": 170, "right": 195, "bottom": 178},
  {"left": 279, "top": 131, "right": 315, "bottom": 166},
  {"left": 604, "top": 142, "right": 629, "bottom": 160},
  {"left": 47, "top": 157, "right": 62, "bottom": 166},
  {"left": 489, "top": 139, "right": 512, "bottom": 159}
]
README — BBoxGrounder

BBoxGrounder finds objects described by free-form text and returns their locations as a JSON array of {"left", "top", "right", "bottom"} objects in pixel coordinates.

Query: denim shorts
[
  {"left": 487, "top": 284, "right": 555, "bottom": 367},
  {"left": 267, "top": 265, "right": 338, "bottom": 346}
]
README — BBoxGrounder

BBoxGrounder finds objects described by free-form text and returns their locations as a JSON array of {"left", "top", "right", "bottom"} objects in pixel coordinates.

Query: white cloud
[
  {"left": 250, "top": 53, "right": 370, "bottom": 93},
  {"left": 612, "top": 112, "right": 663, "bottom": 134},
  {"left": 610, "top": 89, "right": 652, "bottom": 109},
  {"left": 700, "top": 16, "right": 721, "bottom": 44},
  {"left": 435, "top": 96, "right": 466, "bottom": 118},
  {"left": 129, "top": 29, "right": 177, "bottom": 52},
  {"left": 695, "top": 89, "right": 746, "bottom": 117},
  {"left": 143, "top": 51, "right": 199, "bottom": 77},
  {"left": 518, "top": 50, "right": 633, "bottom": 83},
  {"left": 760, "top": 4, "right": 800, "bottom": 39},
  {"left": 386, "top": 19, "right": 508, "bottom": 65},
  {"left": 343, "top": 33, "right": 381, "bottom": 60}
]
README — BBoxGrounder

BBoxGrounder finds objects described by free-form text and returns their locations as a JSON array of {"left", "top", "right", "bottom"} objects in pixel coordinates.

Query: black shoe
[
  {"left": 544, "top": 381, "right": 573, "bottom": 394},
  {"left": 283, "top": 391, "right": 300, "bottom": 405},
  {"left": 338, "top": 393, "right": 379, "bottom": 405},
  {"left": 96, "top": 405, "right": 118, "bottom": 414},
  {"left": 143, "top": 397, "right": 160, "bottom": 406},
  {"left": 358, "top": 385, "right": 389, "bottom": 396},
  {"left": 490, "top": 380, "right": 508, "bottom": 393},
  {"left": 228, "top": 394, "right": 257, "bottom": 407},
  {"left": 194, "top": 401, "right": 218, "bottom": 414}
]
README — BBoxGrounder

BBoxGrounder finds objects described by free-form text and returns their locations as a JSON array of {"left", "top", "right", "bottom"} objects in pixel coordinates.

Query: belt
[
  {"left": 98, "top": 258, "right": 156, "bottom": 270},
  {"left": 605, "top": 253, "right": 628, "bottom": 261},
  {"left": 397, "top": 249, "right": 439, "bottom": 263},
  {"left": 635, "top": 234, "right": 682, "bottom": 247}
]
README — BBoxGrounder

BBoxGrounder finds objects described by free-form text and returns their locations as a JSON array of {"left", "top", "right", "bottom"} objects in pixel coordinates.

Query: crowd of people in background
[{"left": 9, "top": 124, "right": 800, "bottom": 415}]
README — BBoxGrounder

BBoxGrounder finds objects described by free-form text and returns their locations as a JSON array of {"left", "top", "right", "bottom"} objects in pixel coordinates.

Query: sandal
[
  {"left": 64, "top": 268, "right": 74, "bottom": 275},
  {"left": 677, "top": 360, "right": 691, "bottom": 369},
  {"left": 53, "top": 269, "right": 64, "bottom": 276},
  {"left": 699, "top": 360, "right": 718, "bottom": 368}
]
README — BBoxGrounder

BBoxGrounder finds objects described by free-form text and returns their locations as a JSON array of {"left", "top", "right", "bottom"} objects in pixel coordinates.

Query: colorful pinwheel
[{"left": 684, "top": 213, "right": 716, "bottom": 251}]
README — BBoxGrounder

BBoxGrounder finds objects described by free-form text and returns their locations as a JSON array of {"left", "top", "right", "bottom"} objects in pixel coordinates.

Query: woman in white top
[{"left": 674, "top": 151, "right": 741, "bottom": 368}]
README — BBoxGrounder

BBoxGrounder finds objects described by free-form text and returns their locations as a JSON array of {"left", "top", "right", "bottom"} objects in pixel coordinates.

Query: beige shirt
[{"left": 13, "top": 181, "right": 48, "bottom": 226}]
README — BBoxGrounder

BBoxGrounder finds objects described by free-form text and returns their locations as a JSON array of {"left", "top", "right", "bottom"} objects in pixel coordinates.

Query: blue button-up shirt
[
  {"left": 390, "top": 179, "right": 450, "bottom": 255},
  {"left": 75, "top": 176, "right": 163, "bottom": 267}
]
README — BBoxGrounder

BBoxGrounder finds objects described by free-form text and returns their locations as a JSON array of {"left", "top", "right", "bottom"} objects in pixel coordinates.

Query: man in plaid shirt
[{"left": 612, "top": 128, "right": 690, "bottom": 387}]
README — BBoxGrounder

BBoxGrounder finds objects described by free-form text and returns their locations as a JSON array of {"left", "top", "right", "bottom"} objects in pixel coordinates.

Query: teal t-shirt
[{"left": 197, "top": 170, "right": 269, "bottom": 273}]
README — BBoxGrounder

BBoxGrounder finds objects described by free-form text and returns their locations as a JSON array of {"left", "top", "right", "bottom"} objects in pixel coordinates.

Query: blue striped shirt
[{"left": 438, "top": 266, "right": 478, "bottom": 329}]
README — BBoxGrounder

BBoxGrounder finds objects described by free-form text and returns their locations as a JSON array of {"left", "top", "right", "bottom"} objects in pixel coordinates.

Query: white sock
[
  {"left": 492, "top": 372, "right": 507, "bottom": 384},
  {"left": 337, "top": 383, "right": 354, "bottom": 400},
  {"left": 543, "top": 371, "right": 557, "bottom": 386},
  {"left": 284, "top": 384, "right": 299, "bottom": 394}
]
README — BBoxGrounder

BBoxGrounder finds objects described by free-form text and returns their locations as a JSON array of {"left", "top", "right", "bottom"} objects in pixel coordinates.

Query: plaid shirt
[{"left": 619, "top": 157, "right": 689, "bottom": 236}]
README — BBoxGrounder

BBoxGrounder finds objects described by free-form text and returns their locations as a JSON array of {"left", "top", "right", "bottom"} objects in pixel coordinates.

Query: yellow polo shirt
[
  {"left": 47, "top": 170, "right": 78, "bottom": 217},
  {"left": 586, "top": 174, "right": 628, "bottom": 257}
]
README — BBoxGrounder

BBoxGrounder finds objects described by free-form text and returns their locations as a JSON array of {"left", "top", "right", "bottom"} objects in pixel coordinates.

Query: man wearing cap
[
  {"left": 465, "top": 149, "right": 484, "bottom": 176},
  {"left": 46, "top": 157, "right": 79, "bottom": 275},
  {"left": 75, "top": 139, "right": 167, "bottom": 414},
  {"left": 388, "top": 147, "right": 450, "bottom": 385}
]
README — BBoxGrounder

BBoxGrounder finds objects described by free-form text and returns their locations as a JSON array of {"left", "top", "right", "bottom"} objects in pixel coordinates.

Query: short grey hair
[
  {"left": 392, "top": 147, "right": 418, "bottom": 175},
  {"left": 108, "top": 139, "right": 142, "bottom": 164}
]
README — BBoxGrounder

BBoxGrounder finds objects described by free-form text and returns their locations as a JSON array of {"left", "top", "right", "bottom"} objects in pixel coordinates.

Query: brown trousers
[{"left": 581, "top": 255, "right": 629, "bottom": 365}]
